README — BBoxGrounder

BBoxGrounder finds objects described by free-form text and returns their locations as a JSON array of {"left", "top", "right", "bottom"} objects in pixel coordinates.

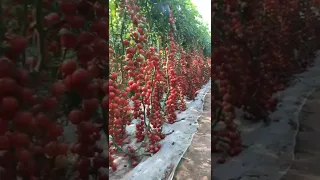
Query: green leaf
[
  {"left": 109, "top": 1, "right": 116, "bottom": 18},
  {"left": 125, "top": 33, "right": 131, "bottom": 39}
]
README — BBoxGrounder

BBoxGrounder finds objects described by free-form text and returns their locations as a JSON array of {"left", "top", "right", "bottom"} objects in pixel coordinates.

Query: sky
[{"left": 191, "top": 0, "right": 211, "bottom": 32}]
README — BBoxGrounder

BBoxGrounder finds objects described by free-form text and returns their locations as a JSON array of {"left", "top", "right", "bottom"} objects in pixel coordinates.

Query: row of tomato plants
[
  {"left": 0, "top": 0, "right": 110, "bottom": 179},
  {"left": 212, "top": 0, "right": 320, "bottom": 165},
  {"left": 108, "top": 0, "right": 211, "bottom": 172}
]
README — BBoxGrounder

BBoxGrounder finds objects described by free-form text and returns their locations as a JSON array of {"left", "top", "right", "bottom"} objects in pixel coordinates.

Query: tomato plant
[
  {"left": 0, "top": 0, "right": 108, "bottom": 179},
  {"left": 109, "top": 0, "right": 211, "bottom": 172},
  {"left": 212, "top": 0, "right": 320, "bottom": 167}
]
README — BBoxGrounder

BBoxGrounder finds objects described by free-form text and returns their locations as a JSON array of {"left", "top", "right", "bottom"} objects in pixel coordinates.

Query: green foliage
[
  {"left": 171, "top": 0, "right": 211, "bottom": 54},
  {"left": 109, "top": 0, "right": 211, "bottom": 57}
]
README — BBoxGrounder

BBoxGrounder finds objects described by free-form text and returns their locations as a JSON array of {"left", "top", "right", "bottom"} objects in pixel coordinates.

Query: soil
[{"left": 173, "top": 89, "right": 211, "bottom": 180}]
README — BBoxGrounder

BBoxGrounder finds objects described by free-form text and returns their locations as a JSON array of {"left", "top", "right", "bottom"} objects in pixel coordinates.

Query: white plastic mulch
[
  {"left": 109, "top": 80, "right": 211, "bottom": 180},
  {"left": 213, "top": 51, "right": 320, "bottom": 180}
]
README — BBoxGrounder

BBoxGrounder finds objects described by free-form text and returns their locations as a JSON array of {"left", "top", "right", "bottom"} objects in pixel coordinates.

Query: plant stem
[
  {"left": 163, "top": 47, "right": 170, "bottom": 111},
  {"left": 147, "top": 66, "right": 156, "bottom": 133},
  {"left": 35, "top": 0, "right": 45, "bottom": 71},
  {"left": 119, "top": 10, "right": 126, "bottom": 84}
]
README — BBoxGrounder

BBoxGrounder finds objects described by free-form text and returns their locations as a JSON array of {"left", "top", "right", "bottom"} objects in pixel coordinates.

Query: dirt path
[
  {"left": 281, "top": 88, "right": 320, "bottom": 180},
  {"left": 173, "top": 89, "right": 211, "bottom": 180}
]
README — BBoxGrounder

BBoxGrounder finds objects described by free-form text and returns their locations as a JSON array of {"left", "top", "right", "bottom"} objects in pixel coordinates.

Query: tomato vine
[
  {"left": 212, "top": 0, "right": 320, "bottom": 167},
  {"left": 108, "top": 0, "right": 211, "bottom": 171},
  {"left": 0, "top": 0, "right": 108, "bottom": 179}
]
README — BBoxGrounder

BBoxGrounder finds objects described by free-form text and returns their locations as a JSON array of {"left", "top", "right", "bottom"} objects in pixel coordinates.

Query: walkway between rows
[
  {"left": 282, "top": 88, "right": 320, "bottom": 180},
  {"left": 173, "top": 89, "right": 211, "bottom": 180}
]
